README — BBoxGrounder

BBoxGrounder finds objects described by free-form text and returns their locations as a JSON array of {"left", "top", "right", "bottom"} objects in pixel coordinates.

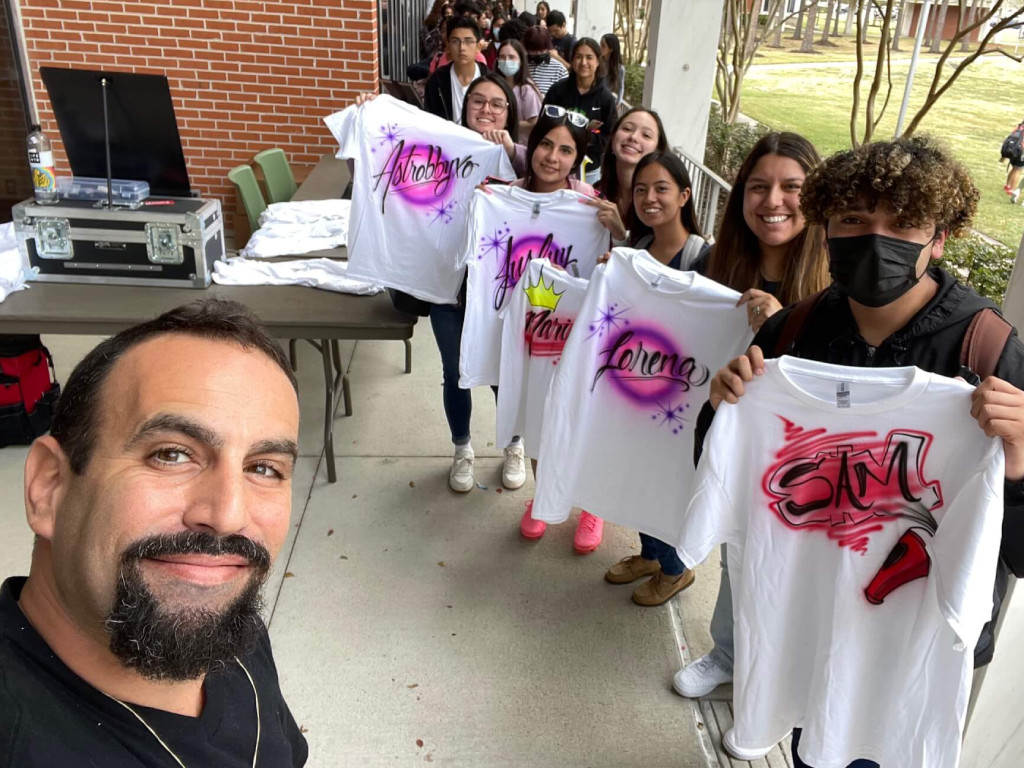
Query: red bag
[{"left": 0, "top": 335, "right": 60, "bottom": 447}]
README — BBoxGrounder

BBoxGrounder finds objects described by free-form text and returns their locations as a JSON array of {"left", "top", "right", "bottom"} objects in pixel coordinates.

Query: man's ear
[
  {"left": 930, "top": 228, "right": 948, "bottom": 261},
  {"left": 24, "top": 436, "right": 71, "bottom": 541}
]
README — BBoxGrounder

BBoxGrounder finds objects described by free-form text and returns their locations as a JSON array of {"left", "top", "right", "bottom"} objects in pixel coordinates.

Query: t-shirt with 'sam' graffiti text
[
  {"left": 325, "top": 95, "right": 515, "bottom": 304},
  {"left": 531, "top": 247, "right": 752, "bottom": 530},
  {"left": 457, "top": 184, "right": 607, "bottom": 388},
  {"left": 496, "top": 257, "right": 589, "bottom": 457},
  {"left": 676, "top": 356, "right": 1004, "bottom": 768}
]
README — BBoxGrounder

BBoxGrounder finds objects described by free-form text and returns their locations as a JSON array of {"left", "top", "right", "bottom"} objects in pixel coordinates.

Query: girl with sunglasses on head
[
  {"left": 496, "top": 39, "right": 543, "bottom": 137},
  {"left": 506, "top": 109, "right": 607, "bottom": 552},
  {"left": 542, "top": 38, "right": 617, "bottom": 186}
]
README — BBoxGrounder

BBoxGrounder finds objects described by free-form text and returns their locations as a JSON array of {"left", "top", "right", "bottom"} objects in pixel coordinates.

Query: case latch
[
  {"left": 145, "top": 223, "right": 183, "bottom": 265},
  {"left": 35, "top": 218, "right": 73, "bottom": 260}
]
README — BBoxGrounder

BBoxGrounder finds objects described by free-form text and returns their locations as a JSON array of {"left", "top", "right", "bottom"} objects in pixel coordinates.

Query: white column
[
  {"left": 1001, "top": 231, "right": 1024, "bottom": 330},
  {"left": 642, "top": 0, "right": 723, "bottom": 159},
  {"left": 572, "top": 0, "right": 615, "bottom": 40}
]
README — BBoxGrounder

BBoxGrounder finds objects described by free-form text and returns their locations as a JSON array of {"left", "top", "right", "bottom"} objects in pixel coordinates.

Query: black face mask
[
  {"left": 528, "top": 53, "right": 550, "bottom": 66},
  {"left": 827, "top": 232, "right": 932, "bottom": 308}
]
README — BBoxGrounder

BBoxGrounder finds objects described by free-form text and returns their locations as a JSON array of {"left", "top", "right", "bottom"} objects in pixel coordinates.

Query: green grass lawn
[{"left": 741, "top": 56, "right": 1024, "bottom": 247}]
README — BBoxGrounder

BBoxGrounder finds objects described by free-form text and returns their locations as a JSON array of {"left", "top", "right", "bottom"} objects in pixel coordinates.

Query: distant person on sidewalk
[
  {"left": 0, "top": 299, "right": 307, "bottom": 767},
  {"left": 1001, "top": 118, "right": 1024, "bottom": 202},
  {"left": 600, "top": 33, "right": 626, "bottom": 105}
]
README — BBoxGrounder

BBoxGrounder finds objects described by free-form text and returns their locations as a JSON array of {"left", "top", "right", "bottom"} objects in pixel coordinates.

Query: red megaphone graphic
[{"left": 864, "top": 529, "right": 931, "bottom": 606}]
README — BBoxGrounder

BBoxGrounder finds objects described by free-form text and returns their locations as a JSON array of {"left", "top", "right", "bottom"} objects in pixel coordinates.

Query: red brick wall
[
  {"left": 15, "top": 0, "right": 379, "bottom": 235},
  {"left": 0, "top": 4, "right": 32, "bottom": 214}
]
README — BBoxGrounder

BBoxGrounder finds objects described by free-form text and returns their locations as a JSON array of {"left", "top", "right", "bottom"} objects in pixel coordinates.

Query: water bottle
[{"left": 27, "top": 124, "right": 57, "bottom": 205}]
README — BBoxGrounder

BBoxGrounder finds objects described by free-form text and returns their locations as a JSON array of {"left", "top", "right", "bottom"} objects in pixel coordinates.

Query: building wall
[
  {"left": 13, "top": 0, "right": 378, "bottom": 234},
  {"left": 0, "top": 2, "right": 32, "bottom": 220},
  {"left": 906, "top": 4, "right": 982, "bottom": 43}
]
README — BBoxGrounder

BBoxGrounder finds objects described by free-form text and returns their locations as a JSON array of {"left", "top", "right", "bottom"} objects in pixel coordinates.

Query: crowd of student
[
  {"left": 3, "top": 2, "right": 1024, "bottom": 767},
  {"left": 356, "top": 2, "right": 1024, "bottom": 766}
]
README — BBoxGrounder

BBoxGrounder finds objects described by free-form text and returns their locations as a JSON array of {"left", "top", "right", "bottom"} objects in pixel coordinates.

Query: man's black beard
[{"left": 105, "top": 531, "right": 271, "bottom": 681}]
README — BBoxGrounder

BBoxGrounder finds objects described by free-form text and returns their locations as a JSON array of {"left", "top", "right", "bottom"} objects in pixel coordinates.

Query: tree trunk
[
  {"left": 793, "top": 1, "right": 806, "bottom": 38},
  {"left": 961, "top": 0, "right": 981, "bottom": 52},
  {"left": 861, "top": 0, "right": 870, "bottom": 43},
  {"left": 773, "top": 0, "right": 786, "bottom": 46},
  {"left": 833, "top": 2, "right": 842, "bottom": 34},
  {"left": 891, "top": 0, "right": 909, "bottom": 50},
  {"left": 801, "top": 0, "right": 820, "bottom": 50},
  {"left": 929, "top": 0, "right": 952, "bottom": 52},
  {"left": 820, "top": 0, "right": 837, "bottom": 43},
  {"left": 844, "top": 0, "right": 857, "bottom": 36}
]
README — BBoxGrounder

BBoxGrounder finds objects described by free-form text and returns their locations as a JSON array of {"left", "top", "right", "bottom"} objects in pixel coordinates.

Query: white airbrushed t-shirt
[
  {"left": 531, "top": 248, "right": 752, "bottom": 533},
  {"left": 676, "top": 356, "right": 1004, "bottom": 768},
  {"left": 325, "top": 95, "right": 515, "bottom": 304},
  {"left": 496, "top": 257, "right": 589, "bottom": 456},
  {"left": 457, "top": 185, "right": 607, "bottom": 387}
]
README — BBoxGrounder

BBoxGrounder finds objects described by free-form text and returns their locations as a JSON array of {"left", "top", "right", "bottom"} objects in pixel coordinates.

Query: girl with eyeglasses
[{"left": 541, "top": 38, "right": 617, "bottom": 186}]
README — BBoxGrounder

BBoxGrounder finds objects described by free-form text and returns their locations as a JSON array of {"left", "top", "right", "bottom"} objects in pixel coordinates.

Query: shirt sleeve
[
  {"left": 518, "top": 85, "right": 542, "bottom": 121},
  {"left": 931, "top": 443, "right": 1006, "bottom": 651},
  {"left": 675, "top": 409, "right": 741, "bottom": 565},
  {"left": 323, "top": 105, "right": 361, "bottom": 160}
]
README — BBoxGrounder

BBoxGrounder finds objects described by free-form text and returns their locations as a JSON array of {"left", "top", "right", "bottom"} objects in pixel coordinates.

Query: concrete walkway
[{"left": 0, "top": 326, "right": 753, "bottom": 767}]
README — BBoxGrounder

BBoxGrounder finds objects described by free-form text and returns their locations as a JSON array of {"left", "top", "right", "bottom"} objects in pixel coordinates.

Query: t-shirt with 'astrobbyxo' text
[
  {"left": 676, "top": 357, "right": 1004, "bottom": 768},
  {"left": 325, "top": 95, "right": 515, "bottom": 304},
  {"left": 531, "top": 248, "right": 751, "bottom": 531}
]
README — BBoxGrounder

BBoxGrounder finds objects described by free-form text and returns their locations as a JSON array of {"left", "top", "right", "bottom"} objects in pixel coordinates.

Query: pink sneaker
[
  {"left": 573, "top": 511, "right": 604, "bottom": 554},
  {"left": 520, "top": 500, "right": 546, "bottom": 540}
]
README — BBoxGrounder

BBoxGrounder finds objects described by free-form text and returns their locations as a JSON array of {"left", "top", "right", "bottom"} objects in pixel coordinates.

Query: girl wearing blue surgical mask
[{"left": 497, "top": 39, "right": 542, "bottom": 138}]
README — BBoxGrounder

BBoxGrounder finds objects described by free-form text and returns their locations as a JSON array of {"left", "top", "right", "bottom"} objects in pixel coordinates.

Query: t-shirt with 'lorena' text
[
  {"left": 496, "top": 257, "right": 589, "bottom": 456},
  {"left": 325, "top": 95, "right": 516, "bottom": 304},
  {"left": 531, "top": 248, "right": 752, "bottom": 531},
  {"left": 458, "top": 184, "right": 607, "bottom": 388},
  {"left": 676, "top": 357, "right": 1004, "bottom": 768}
]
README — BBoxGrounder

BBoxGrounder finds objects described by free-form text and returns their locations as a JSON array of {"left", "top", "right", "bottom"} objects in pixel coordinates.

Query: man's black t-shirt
[{"left": 0, "top": 577, "right": 308, "bottom": 767}]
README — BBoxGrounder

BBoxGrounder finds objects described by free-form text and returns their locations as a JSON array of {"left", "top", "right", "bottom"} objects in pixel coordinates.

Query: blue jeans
[
  {"left": 428, "top": 302, "right": 499, "bottom": 446},
  {"left": 791, "top": 729, "right": 878, "bottom": 768},
  {"left": 638, "top": 533, "right": 686, "bottom": 577},
  {"left": 429, "top": 303, "right": 472, "bottom": 445}
]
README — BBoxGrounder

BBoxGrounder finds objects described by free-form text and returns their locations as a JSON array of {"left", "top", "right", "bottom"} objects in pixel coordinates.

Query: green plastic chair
[
  {"left": 254, "top": 148, "right": 298, "bottom": 204},
  {"left": 227, "top": 164, "right": 267, "bottom": 232}
]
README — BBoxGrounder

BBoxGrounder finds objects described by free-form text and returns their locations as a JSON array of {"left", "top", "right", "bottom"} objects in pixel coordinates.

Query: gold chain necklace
[{"left": 103, "top": 656, "right": 260, "bottom": 768}]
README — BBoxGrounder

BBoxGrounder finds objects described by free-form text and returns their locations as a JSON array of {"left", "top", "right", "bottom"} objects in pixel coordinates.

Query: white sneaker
[
  {"left": 672, "top": 649, "right": 733, "bottom": 698},
  {"left": 723, "top": 728, "right": 774, "bottom": 762},
  {"left": 502, "top": 442, "right": 526, "bottom": 489},
  {"left": 449, "top": 446, "right": 474, "bottom": 493},
  {"left": 1013, "top": 189, "right": 1021, "bottom": 204}
]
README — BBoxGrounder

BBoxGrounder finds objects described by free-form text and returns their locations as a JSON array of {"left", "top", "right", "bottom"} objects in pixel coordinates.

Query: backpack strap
[
  {"left": 773, "top": 289, "right": 828, "bottom": 357},
  {"left": 959, "top": 308, "right": 1014, "bottom": 383}
]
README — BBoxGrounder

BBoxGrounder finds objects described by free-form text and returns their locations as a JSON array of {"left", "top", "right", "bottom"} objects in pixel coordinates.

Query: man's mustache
[{"left": 121, "top": 531, "right": 271, "bottom": 572}]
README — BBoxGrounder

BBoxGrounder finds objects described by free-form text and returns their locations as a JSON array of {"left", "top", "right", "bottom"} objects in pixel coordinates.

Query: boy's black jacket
[{"left": 694, "top": 267, "right": 1024, "bottom": 667}]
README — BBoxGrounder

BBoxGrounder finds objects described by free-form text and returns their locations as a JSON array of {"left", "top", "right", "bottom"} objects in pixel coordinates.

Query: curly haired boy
[{"left": 696, "top": 135, "right": 1024, "bottom": 768}]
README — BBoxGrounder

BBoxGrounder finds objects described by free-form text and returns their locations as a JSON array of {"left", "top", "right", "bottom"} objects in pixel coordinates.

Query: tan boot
[
  {"left": 631, "top": 569, "right": 695, "bottom": 606},
  {"left": 605, "top": 555, "right": 661, "bottom": 584}
]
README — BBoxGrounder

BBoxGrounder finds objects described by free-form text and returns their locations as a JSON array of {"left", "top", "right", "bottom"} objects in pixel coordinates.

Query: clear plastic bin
[{"left": 56, "top": 176, "right": 150, "bottom": 204}]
